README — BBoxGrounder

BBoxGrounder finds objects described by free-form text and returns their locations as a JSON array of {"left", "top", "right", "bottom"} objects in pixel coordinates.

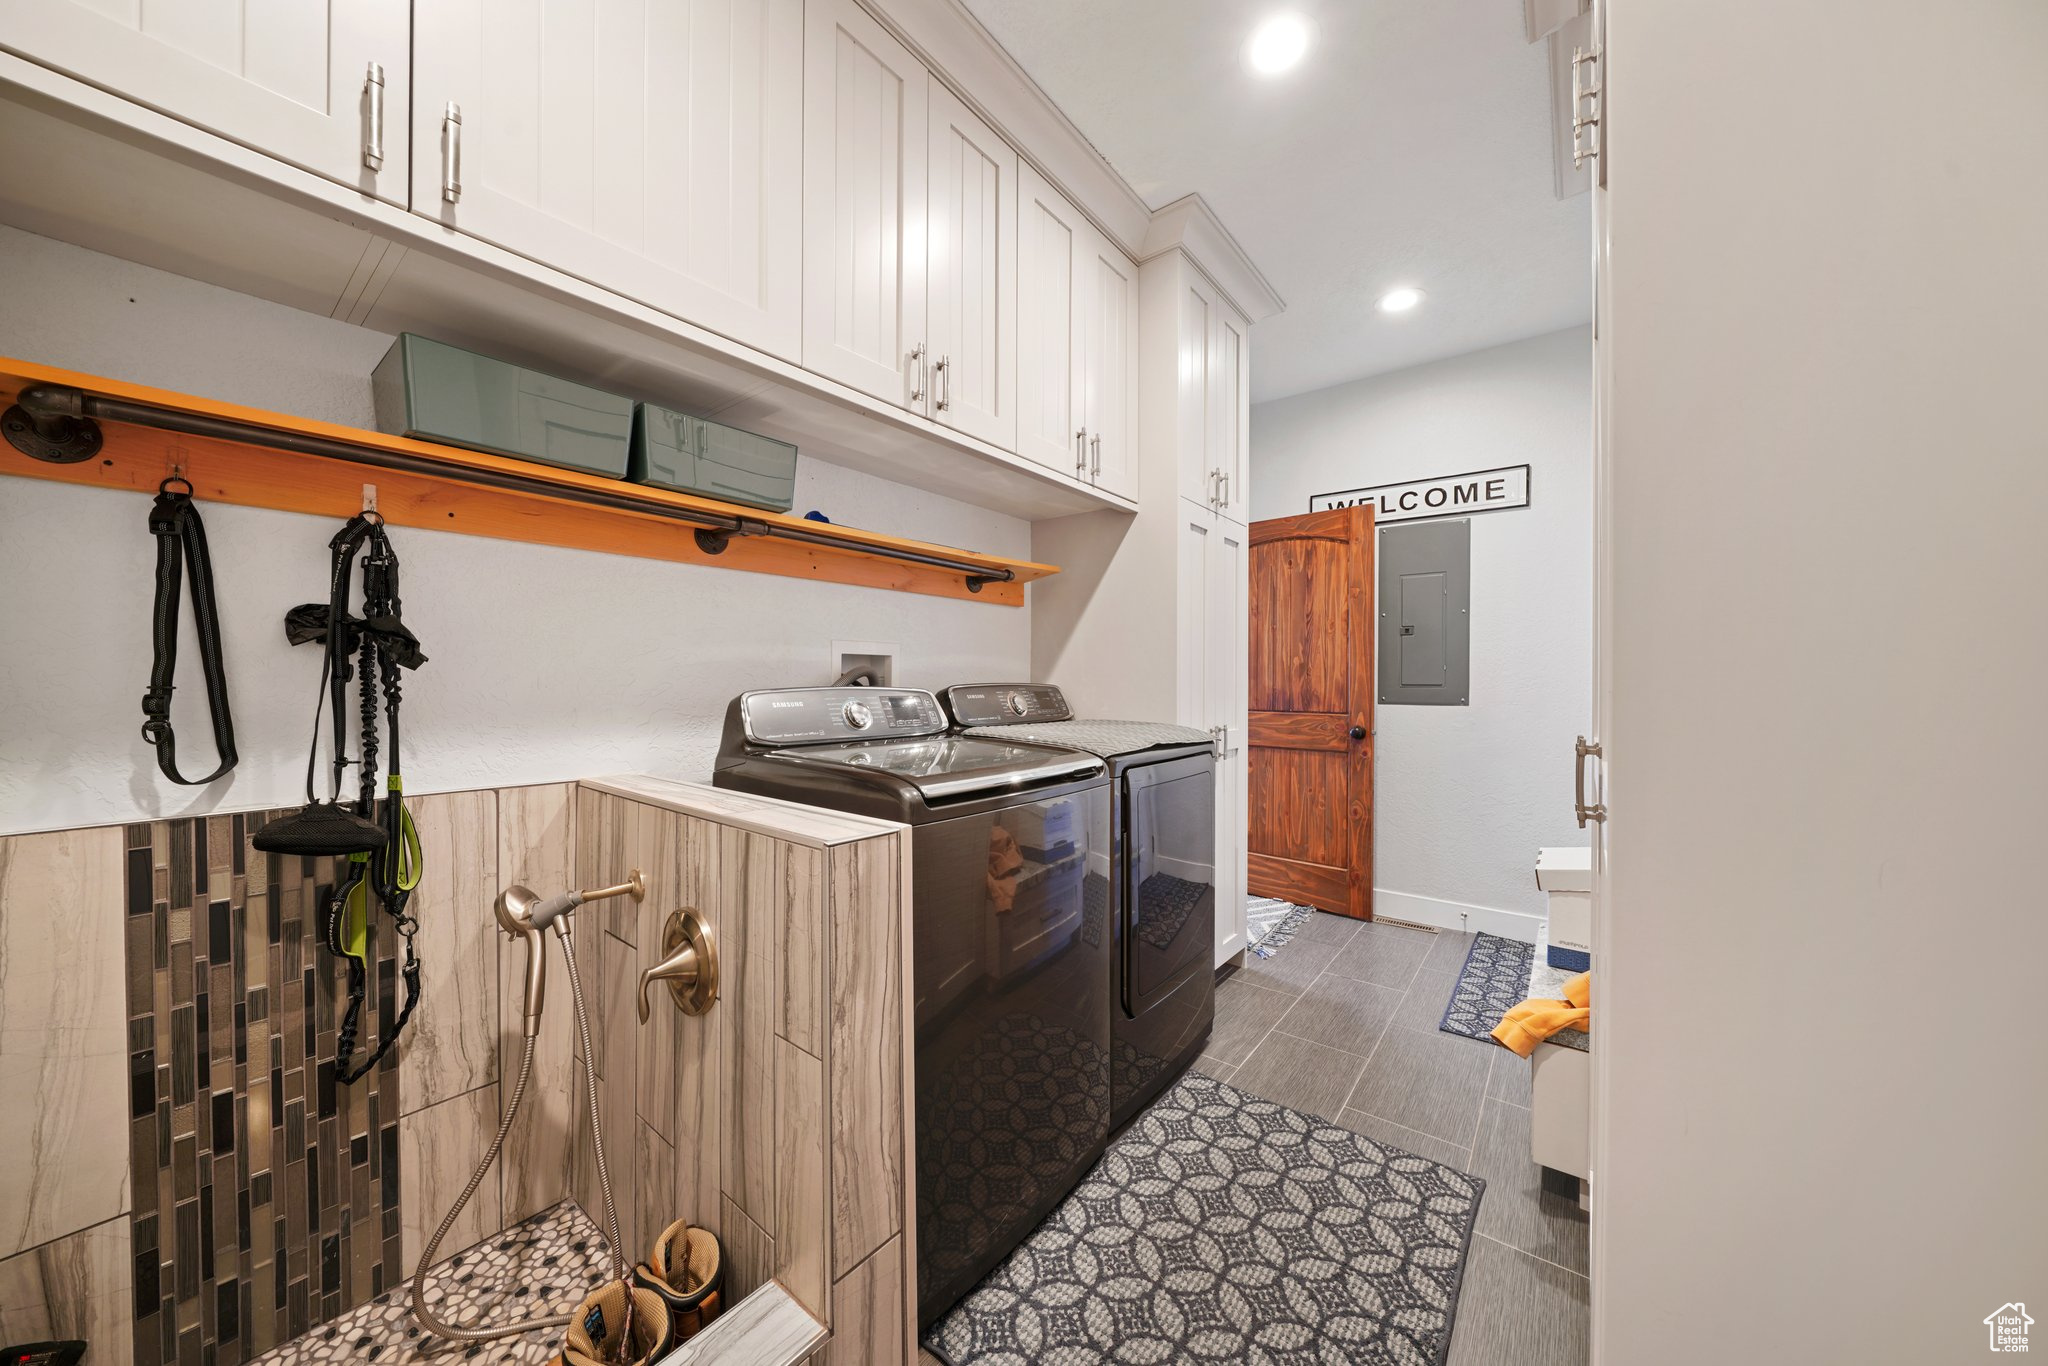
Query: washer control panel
[
  {"left": 740, "top": 688, "right": 946, "bottom": 745},
  {"left": 942, "top": 683, "right": 1073, "bottom": 728}
]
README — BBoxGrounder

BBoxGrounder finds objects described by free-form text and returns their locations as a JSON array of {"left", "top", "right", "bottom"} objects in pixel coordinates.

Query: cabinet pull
[
  {"left": 1208, "top": 468, "right": 1221, "bottom": 506},
  {"left": 908, "top": 344, "right": 927, "bottom": 404},
  {"left": 1090, "top": 433, "right": 1101, "bottom": 477},
  {"left": 1574, "top": 735, "right": 1606, "bottom": 827},
  {"left": 1075, "top": 428, "right": 1089, "bottom": 475},
  {"left": 935, "top": 355, "right": 950, "bottom": 412},
  {"left": 1218, "top": 471, "right": 1230, "bottom": 507},
  {"left": 362, "top": 62, "right": 385, "bottom": 172},
  {"left": 441, "top": 103, "right": 463, "bottom": 203}
]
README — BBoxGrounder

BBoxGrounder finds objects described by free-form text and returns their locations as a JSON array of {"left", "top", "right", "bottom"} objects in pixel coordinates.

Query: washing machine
[
  {"left": 710, "top": 686, "right": 1111, "bottom": 1330},
  {"left": 941, "top": 683, "right": 1217, "bottom": 1133}
]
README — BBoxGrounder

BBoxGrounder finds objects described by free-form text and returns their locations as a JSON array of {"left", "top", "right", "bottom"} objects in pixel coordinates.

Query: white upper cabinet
[
  {"left": 1172, "top": 263, "right": 1251, "bottom": 520},
  {"left": 1015, "top": 162, "right": 1086, "bottom": 478},
  {"left": 1211, "top": 302, "right": 1250, "bottom": 522},
  {"left": 802, "top": 0, "right": 929, "bottom": 407},
  {"left": 1080, "top": 224, "right": 1139, "bottom": 500},
  {"left": 411, "top": 0, "right": 803, "bottom": 360},
  {"left": 926, "top": 83, "right": 1017, "bottom": 450},
  {"left": 1176, "top": 267, "right": 1218, "bottom": 508},
  {"left": 0, "top": 0, "right": 410, "bottom": 203}
]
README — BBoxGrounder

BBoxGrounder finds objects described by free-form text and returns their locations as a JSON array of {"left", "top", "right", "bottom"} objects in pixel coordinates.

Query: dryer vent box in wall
[{"left": 1379, "top": 519, "right": 1471, "bottom": 705}]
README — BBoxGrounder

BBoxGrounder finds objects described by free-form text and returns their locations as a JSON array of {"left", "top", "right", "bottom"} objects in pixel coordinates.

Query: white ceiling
[{"left": 960, "top": 0, "right": 1592, "bottom": 403}]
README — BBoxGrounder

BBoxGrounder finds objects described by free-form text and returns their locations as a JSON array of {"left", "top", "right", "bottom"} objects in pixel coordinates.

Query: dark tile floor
[{"left": 1198, "top": 912, "right": 1590, "bottom": 1366}]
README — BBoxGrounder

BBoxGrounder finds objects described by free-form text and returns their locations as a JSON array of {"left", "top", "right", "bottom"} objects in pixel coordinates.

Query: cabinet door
[
  {"left": 926, "top": 83, "right": 1016, "bottom": 449},
  {"left": 1176, "top": 506, "right": 1214, "bottom": 732},
  {"left": 413, "top": 0, "right": 804, "bottom": 360},
  {"left": 802, "top": 0, "right": 929, "bottom": 406},
  {"left": 1081, "top": 224, "right": 1140, "bottom": 499},
  {"left": 1211, "top": 302, "right": 1251, "bottom": 523},
  {"left": 1176, "top": 267, "right": 1220, "bottom": 508},
  {"left": 1016, "top": 162, "right": 1086, "bottom": 477},
  {"left": 0, "top": 0, "right": 409, "bottom": 203},
  {"left": 1207, "top": 519, "right": 1249, "bottom": 959}
]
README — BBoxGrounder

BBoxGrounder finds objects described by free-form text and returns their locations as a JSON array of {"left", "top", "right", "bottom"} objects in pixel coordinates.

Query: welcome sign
[{"left": 1311, "top": 464, "right": 1530, "bottom": 522}]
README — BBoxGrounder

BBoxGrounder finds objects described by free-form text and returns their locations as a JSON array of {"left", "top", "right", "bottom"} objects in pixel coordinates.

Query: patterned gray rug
[
  {"left": 924, "top": 1072, "right": 1485, "bottom": 1365},
  {"left": 1247, "top": 896, "right": 1313, "bottom": 958},
  {"left": 1439, "top": 933, "right": 1589, "bottom": 1053}
]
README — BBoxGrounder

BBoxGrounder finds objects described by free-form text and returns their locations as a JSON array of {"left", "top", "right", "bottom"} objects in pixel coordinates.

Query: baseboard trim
[{"left": 1374, "top": 888, "right": 1544, "bottom": 944}]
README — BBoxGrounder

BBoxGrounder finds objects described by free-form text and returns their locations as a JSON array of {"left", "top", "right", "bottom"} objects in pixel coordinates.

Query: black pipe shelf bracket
[{"left": 5, "top": 383, "right": 1018, "bottom": 591}]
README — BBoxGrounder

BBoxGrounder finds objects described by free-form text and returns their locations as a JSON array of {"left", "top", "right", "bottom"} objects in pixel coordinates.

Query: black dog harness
[{"left": 141, "top": 477, "right": 238, "bottom": 784}]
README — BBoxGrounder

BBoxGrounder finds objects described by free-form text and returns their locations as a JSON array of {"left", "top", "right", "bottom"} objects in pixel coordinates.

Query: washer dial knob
[
  {"left": 1007, "top": 691, "right": 1031, "bottom": 716},
  {"left": 843, "top": 701, "right": 874, "bottom": 730}
]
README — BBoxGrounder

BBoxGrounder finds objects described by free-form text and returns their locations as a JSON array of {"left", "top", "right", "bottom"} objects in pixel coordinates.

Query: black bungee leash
[
  {"left": 141, "top": 476, "right": 238, "bottom": 784},
  {"left": 255, "top": 512, "right": 427, "bottom": 1084}
]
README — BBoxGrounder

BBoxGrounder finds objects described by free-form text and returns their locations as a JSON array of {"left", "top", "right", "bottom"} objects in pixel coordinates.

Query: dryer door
[{"left": 1123, "top": 752, "right": 1217, "bottom": 1016}]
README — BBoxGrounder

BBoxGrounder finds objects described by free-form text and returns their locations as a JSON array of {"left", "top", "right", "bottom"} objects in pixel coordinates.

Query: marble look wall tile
[
  {"left": 717, "top": 1195, "right": 773, "bottom": 1305},
  {"left": 0, "top": 1215, "right": 134, "bottom": 1365},
  {"left": 399, "top": 791, "right": 499, "bottom": 1115},
  {"left": 772, "top": 1036, "right": 826, "bottom": 1321},
  {"left": 721, "top": 827, "right": 781, "bottom": 1233},
  {"left": 778, "top": 844, "right": 826, "bottom": 1059},
  {"left": 631, "top": 1121, "right": 677, "bottom": 1277},
  {"left": 633, "top": 808, "right": 686, "bottom": 1144},
  {"left": 398, "top": 1084, "right": 501, "bottom": 1278},
  {"left": 827, "top": 838, "right": 903, "bottom": 1279},
  {"left": 495, "top": 784, "right": 577, "bottom": 1225},
  {"left": 0, "top": 826, "right": 129, "bottom": 1258},
  {"left": 825, "top": 1236, "right": 903, "bottom": 1366}
]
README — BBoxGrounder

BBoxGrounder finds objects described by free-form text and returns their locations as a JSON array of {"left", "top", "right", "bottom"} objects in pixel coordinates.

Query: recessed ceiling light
[
  {"left": 1377, "top": 287, "right": 1425, "bottom": 314},
  {"left": 1245, "top": 13, "right": 1315, "bottom": 76}
]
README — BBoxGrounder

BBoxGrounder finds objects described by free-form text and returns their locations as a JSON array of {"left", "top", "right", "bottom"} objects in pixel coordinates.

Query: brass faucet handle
[{"left": 637, "top": 909, "right": 719, "bottom": 1021}]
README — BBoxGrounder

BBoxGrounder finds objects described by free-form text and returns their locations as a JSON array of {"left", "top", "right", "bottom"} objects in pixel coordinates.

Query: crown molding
[{"left": 1139, "top": 193, "right": 1286, "bottom": 323}]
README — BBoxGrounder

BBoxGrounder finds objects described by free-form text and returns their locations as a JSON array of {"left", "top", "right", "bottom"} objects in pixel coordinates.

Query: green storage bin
[
  {"left": 370, "top": 333, "right": 634, "bottom": 478},
  {"left": 629, "top": 404, "right": 798, "bottom": 512}
]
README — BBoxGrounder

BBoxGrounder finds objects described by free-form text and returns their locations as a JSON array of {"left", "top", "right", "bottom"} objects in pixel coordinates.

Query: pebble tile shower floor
[{"left": 248, "top": 1202, "right": 610, "bottom": 1364}]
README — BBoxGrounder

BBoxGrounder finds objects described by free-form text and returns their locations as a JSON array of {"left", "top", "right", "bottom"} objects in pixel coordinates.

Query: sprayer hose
[{"left": 409, "top": 924, "right": 627, "bottom": 1342}]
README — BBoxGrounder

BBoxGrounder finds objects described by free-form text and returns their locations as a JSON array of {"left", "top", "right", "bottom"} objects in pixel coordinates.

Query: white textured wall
[
  {"left": 1249, "top": 328, "right": 1591, "bottom": 930},
  {"left": 1595, "top": 2, "right": 2048, "bottom": 1360},
  {"left": 0, "top": 226, "right": 1031, "bottom": 834}
]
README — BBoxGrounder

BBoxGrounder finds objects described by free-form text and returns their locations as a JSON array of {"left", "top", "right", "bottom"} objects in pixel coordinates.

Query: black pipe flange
[{"left": 3, "top": 386, "right": 103, "bottom": 463}]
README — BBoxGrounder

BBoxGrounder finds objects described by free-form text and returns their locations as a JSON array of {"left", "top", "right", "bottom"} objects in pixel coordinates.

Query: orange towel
[{"left": 1489, "top": 972, "right": 1591, "bottom": 1057}]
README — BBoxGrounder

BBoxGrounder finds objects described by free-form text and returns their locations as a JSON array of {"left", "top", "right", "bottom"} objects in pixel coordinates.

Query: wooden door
[
  {"left": 0, "top": 0, "right": 410, "bottom": 203},
  {"left": 1015, "top": 162, "right": 1084, "bottom": 474},
  {"left": 413, "top": 0, "right": 804, "bottom": 359},
  {"left": 1247, "top": 505, "right": 1376, "bottom": 919},
  {"left": 801, "top": 0, "right": 929, "bottom": 405},
  {"left": 926, "top": 82, "right": 1016, "bottom": 449},
  {"left": 1081, "top": 223, "right": 1139, "bottom": 499}
]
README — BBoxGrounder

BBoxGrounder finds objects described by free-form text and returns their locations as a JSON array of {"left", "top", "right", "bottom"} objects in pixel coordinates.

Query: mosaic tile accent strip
[
  {"left": 124, "top": 812, "right": 405, "bottom": 1365},
  {"left": 246, "top": 1202, "right": 611, "bottom": 1365}
]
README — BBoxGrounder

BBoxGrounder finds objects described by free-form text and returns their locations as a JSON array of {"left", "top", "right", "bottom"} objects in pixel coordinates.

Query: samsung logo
[{"left": 770, "top": 700, "right": 805, "bottom": 708}]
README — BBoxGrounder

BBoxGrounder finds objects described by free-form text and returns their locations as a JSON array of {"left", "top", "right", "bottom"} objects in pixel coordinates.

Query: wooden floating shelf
[{"left": 0, "top": 358, "right": 1056, "bottom": 606}]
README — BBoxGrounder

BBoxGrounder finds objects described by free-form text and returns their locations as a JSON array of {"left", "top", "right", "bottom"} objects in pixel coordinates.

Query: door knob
[
  {"left": 637, "top": 909, "right": 719, "bottom": 1020},
  {"left": 1348, "top": 725, "right": 1367, "bottom": 740}
]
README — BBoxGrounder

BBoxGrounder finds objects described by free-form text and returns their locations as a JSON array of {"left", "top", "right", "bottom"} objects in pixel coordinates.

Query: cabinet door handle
[
  {"left": 363, "top": 62, "right": 385, "bottom": 172},
  {"left": 1075, "top": 427, "right": 1089, "bottom": 475},
  {"left": 1208, "top": 468, "right": 1221, "bottom": 506},
  {"left": 1090, "top": 433, "right": 1101, "bottom": 477},
  {"left": 1575, "top": 735, "right": 1606, "bottom": 827},
  {"left": 935, "top": 355, "right": 950, "bottom": 412},
  {"left": 1218, "top": 471, "right": 1230, "bottom": 507},
  {"left": 908, "top": 344, "right": 926, "bottom": 404},
  {"left": 441, "top": 102, "right": 463, "bottom": 203}
]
